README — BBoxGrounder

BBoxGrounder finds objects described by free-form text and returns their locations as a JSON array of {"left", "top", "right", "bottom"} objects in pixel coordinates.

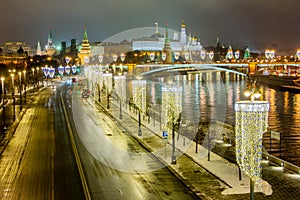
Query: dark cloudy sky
[{"left": 1, "top": 0, "right": 299, "bottom": 50}]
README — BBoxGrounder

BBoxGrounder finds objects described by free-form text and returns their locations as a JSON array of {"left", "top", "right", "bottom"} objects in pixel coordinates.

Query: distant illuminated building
[
  {"left": 44, "top": 30, "right": 56, "bottom": 56},
  {"left": 78, "top": 28, "right": 91, "bottom": 64},
  {"left": 180, "top": 21, "right": 187, "bottom": 46},
  {"left": 36, "top": 41, "right": 42, "bottom": 56},
  {"left": 132, "top": 22, "right": 203, "bottom": 61},
  {"left": 244, "top": 47, "right": 251, "bottom": 59},
  {"left": 4, "top": 41, "right": 31, "bottom": 54},
  {"left": 163, "top": 26, "right": 173, "bottom": 63}
]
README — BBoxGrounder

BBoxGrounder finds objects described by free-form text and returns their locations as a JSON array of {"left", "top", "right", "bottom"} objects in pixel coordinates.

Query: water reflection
[{"left": 128, "top": 72, "right": 300, "bottom": 167}]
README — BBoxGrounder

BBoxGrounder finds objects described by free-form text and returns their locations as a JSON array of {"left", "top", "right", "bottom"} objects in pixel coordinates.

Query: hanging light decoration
[
  {"left": 150, "top": 52, "right": 155, "bottom": 61},
  {"left": 174, "top": 52, "right": 180, "bottom": 61},
  {"left": 235, "top": 101, "right": 269, "bottom": 181},
  {"left": 200, "top": 50, "right": 206, "bottom": 60},
  {"left": 65, "top": 65, "right": 71, "bottom": 75},
  {"left": 234, "top": 50, "right": 240, "bottom": 60},
  {"left": 65, "top": 57, "right": 71, "bottom": 65},
  {"left": 235, "top": 82, "right": 269, "bottom": 199},
  {"left": 120, "top": 53, "right": 126, "bottom": 62},
  {"left": 113, "top": 54, "right": 118, "bottom": 62},
  {"left": 98, "top": 54, "right": 104, "bottom": 63},
  {"left": 132, "top": 79, "right": 146, "bottom": 114},
  {"left": 226, "top": 45, "right": 233, "bottom": 60},
  {"left": 72, "top": 65, "right": 77, "bottom": 74},
  {"left": 209, "top": 51, "right": 214, "bottom": 60},
  {"left": 48, "top": 67, "right": 55, "bottom": 78},
  {"left": 43, "top": 65, "right": 49, "bottom": 77},
  {"left": 58, "top": 65, "right": 64, "bottom": 76},
  {"left": 161, "top": 53, "right": 167, "bottom": 61}
]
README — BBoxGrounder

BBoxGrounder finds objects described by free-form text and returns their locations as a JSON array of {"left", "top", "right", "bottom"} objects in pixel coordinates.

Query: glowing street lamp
[
  {"left": 235, "top": 83, "right": 269, "bottom": 200},
  {"left": 1, "top": 77, "right": 6, "bottom": 130},
  {"left": 162, "top": 84, "right": 182, "bottom": 164}
]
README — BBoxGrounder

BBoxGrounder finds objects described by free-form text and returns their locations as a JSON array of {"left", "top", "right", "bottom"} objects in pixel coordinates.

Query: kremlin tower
[
  {"left": 36, "top": 41, "right": 42, "bottom": 56},
  {"left": 78, "top": 28, "right": 91, "bottom": 65},
  {"left": 44, "top": 30, "right": 56, "bottom": 56},
  {"left": 162, "top": 25, "right": 172, "bottom": 63}
]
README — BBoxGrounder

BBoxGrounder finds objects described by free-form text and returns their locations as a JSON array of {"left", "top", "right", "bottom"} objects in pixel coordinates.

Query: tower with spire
[
  {"left": 36, "top": 41, "right": 42, "bottom": 56},
  {"left": 162, "top": 25, "right": 173, "bottom": 63},
  {"left": 44, "top": 30, "right": 56, "bottom": 56},
  {"left": 78, "top": 27, "right": 91, "bottom": 65},
  {"left": 180, "top": 21, "right": 187, "bottom": 46}
]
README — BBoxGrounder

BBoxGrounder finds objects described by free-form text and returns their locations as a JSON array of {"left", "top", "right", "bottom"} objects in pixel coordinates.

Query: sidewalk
[{"left": 87, "top": 89, "right": 300, "bottom": 200}]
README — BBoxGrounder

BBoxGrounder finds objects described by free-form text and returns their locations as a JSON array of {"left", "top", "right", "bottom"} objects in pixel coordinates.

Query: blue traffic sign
[{"left": 162, "top": 131, "right": 168, "bottom": 137}]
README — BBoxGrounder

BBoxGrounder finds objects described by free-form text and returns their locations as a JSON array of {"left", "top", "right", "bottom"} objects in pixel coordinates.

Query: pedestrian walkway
[{"left": 88, "top": 90, "right": 300, "bottom": 200}]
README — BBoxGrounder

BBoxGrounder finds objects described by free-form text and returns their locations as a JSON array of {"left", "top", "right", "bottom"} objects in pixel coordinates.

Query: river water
[{"left": 127, "top": 72, "right": 300, "bottom": 167}]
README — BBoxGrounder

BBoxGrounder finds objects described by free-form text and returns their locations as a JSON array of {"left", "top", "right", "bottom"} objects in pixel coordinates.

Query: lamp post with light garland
[{"left": 235, "top": 81, "right": 269, "bottom": 200}]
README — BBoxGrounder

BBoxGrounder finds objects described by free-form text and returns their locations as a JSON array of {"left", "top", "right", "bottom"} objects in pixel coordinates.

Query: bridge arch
[{"left": 140, "top": 64, "right": 248, "bottom": 77}]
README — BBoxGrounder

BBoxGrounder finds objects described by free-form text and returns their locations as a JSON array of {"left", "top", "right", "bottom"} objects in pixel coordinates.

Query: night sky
[{"left": 1, "top": 0, "right": 299, "bottom": 50}]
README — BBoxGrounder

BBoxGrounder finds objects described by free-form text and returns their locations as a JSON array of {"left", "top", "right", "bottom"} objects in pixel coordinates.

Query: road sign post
[{"left": 162, "top": 131, "right": 168, "bottom": 159}]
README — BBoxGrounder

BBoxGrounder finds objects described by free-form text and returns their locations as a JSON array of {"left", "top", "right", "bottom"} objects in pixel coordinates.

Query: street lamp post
[
  {"left": 132, "top": 78, "right": 146, "bottom": 136},
  {"left": 1, "top": 77, "right": 6, "bottom": 130},
  {"left": 23, "top": 70, "right": 26, "bottom": 104},
  {"left": 114, "top": 73, "right": 126, "bottom": 120},
  {"left": 18, "top": 72, "right": 22, "bottom": 111},
  {"left": 36, "top": 67, "right": 40, "bottom": 87},
  {"left": 32, "top": 68, "right": 35, "bottom": 87},
  {"left": 103, "top": 72, "right": 112, "bottom": 109},
  {"left": 162, "top": 85, "right": 182, "bottom": 164},
  {"left": 9, "top": 69, "right": 16, "bottom": 121},
  {"left": 235, "top": 83, "right": 269, "bottom": 200}
]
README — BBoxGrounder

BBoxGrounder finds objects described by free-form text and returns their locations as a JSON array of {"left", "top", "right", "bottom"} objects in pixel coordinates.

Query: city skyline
[{"left": 1, "top": 0, "right": 299, "bottom": 49}]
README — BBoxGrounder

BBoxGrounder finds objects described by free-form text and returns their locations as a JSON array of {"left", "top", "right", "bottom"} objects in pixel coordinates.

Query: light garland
[
  {"left": 235, "top": 101, "right": 269, "bottom": 181},
  {"left": 162, "top": 85, "right": 182, "bottom": 132},
  {"left": 103, "top": 73, "right": 113, "bottom": 93},
  {"left": 132, "top": 80, "right": 146, "bottom": 114},
  {"left": 114, "top": 75, "right": 126, "bottom": 101}
]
